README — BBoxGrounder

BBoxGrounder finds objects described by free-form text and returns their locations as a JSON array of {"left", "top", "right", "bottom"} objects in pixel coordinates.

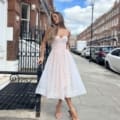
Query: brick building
[
  {"left": 0, "top": 0, "right": 54, "bottom": 71},
  {"left": 77, "top": 0, "right": 120, "bottom": 47}
]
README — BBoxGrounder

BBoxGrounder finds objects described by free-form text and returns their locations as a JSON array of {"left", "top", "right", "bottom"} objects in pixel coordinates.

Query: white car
[
  {"left": 105, "top": 48, "right": 120, "bottom": 73},
  {"left": 81, "top": 46, "right": 90, "bottom": 58},
  {"left": 84, "top": 47, "right": 90, "bottom": 58},
  {"left": 81, "top": 48, "right": 86, "bottom": 57}
]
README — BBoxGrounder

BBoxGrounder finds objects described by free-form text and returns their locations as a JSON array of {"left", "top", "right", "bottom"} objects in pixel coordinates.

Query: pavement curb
[{"left": 0, "top": 74, "right": 10, "bottom": 90}]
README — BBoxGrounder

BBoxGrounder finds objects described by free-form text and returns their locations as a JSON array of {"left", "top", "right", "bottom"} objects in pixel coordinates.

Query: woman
[{"left": 35, "top": 11, "right": 87, "bottom": 120}]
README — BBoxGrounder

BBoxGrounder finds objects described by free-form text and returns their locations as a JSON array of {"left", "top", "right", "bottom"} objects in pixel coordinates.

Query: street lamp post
[{"left": 89, "top": 0, "right": 95, "bottom": 62}]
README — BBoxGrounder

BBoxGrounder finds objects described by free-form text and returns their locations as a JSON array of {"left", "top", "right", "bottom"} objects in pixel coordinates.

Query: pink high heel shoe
[{"left": 68, "top": 110, "right": 80, "bottom": 120}]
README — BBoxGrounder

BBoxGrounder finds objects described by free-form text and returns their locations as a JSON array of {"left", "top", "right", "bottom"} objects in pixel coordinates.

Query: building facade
[
  {"left": 69, "top": 35, "right": 77, "bottom": 48},
  {"left": 0, "top": 0, "right": 54, "bottom": 71},
  {"left": 77, "top": 0, "right": 120, "bottom": 47}
]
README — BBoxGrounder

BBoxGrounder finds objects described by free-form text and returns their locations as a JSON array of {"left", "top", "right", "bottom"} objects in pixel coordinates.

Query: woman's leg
[
  {"left": 55, "top": 99, "right": 63, "bottom": 118},
  {"left": 65, "top": 97, "right": 79, "bottom": 120},
  {"left": 57, "top": 99, "right": 62, "bottom": 106}
]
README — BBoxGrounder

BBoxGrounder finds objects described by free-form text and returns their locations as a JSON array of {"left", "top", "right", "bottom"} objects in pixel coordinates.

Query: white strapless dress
[{"left": 35, "top": 36, "right": 87, "bottom": 100}]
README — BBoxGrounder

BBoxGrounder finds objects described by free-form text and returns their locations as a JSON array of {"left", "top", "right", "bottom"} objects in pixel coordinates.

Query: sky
[{"left": 54, "top": 0, "right": 116, "bottom": 35}]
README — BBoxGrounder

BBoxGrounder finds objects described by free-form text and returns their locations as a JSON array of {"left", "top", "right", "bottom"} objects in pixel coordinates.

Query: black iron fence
[{"left": 19, "top": 27, "right": 42, "bottom": 73}]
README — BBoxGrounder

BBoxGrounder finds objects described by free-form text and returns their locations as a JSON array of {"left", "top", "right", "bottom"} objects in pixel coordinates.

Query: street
[{"left": 0, "top": 52, "right": 120, "bottom": 120}]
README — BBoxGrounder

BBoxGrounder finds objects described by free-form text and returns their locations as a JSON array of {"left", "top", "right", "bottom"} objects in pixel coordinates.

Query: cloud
[
  {"left": 63, "top": 0, "right": 116, "bottom": 35},
  {"left": 63, "top": 5, "right": 91, "bottom": 35},
  {"left": 57, "top": 0, "right": 73, "bottom": 2}
]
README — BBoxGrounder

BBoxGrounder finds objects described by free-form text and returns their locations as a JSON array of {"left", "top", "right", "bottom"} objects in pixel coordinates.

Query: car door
[{"left": 110, "top": 49, "right": 120, "bottom": 73}]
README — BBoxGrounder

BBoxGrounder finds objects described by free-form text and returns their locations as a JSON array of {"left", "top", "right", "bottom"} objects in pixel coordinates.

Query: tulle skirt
[{"left": 35, "top": 48, "right": 87, "bottom": 100}]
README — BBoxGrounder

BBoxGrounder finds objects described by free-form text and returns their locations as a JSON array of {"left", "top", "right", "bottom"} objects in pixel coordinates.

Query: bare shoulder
[{"left": 62, "top": 28, "right": 71, "bottom": 36}]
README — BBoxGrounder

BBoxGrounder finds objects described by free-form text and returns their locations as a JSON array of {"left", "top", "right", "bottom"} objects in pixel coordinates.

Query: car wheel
[{"left": 105, "top": 61, "right": 110, "bottom": 69}]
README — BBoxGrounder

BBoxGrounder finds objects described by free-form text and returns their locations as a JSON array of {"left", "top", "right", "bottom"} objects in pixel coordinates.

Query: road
[{"left": 0, "top": 53, "right": 120, "bottom": 120}]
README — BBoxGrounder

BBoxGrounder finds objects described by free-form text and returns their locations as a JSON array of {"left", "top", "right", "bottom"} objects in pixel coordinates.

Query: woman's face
[{"left": 52, "top": 13, "right": 60, "bottom": 25}]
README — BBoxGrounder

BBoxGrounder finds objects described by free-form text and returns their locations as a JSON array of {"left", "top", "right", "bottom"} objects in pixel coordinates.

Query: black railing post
[
  {"left": 35, "top": 94, "right": 41, "bottom": 117},
  {"left": 35, "top": 64, "right": 43, "bottom": 117}
]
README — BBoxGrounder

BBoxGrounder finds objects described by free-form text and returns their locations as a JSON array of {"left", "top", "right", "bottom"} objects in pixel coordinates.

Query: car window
[
  {"left": 102, "top": 47, "right": 114, "bottom": 53},
  {"left": 102, "top": 47, "right": 108, "bottom": 52},
  {"left": 111, "top": 49, "right": 120, "bottom": 57}
]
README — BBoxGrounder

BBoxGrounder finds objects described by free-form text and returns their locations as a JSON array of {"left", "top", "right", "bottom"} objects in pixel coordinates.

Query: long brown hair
[
  {"left": 46, "top": 12, "right": 66, "bottom": 44},
  {"left": 51, "top": 11, "right": 66, "bottom": 29}
]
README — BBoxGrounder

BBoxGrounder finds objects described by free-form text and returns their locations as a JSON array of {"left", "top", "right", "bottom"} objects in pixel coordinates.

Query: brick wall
[
  {"left": 7, "top": 0, "right": 20, "bottom": 60},
  {"left": 7, "top": 0, "right": 54, "bottom": 60}
]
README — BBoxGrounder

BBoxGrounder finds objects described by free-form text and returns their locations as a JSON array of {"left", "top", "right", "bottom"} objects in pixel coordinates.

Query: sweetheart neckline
[{"left": 55, "top": 35, "right": 68, "bottom": 39}]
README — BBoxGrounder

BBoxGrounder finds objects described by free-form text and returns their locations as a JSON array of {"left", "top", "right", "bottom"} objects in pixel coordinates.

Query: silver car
[{"left": 105, "top": 48, "right": 120, "bottom": 73}]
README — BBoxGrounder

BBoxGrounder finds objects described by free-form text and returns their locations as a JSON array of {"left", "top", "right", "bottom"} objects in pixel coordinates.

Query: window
[
  {"left": 111, "top": 49, "right": 120, "bottom": 57},
  {"left": 21, "top": 3, "right": 30, "bottom": 34}
]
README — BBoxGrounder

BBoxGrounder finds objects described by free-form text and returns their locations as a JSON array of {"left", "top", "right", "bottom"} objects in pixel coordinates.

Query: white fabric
[{"left": 35, "top": 36, "right": 87, "bottom": 100}]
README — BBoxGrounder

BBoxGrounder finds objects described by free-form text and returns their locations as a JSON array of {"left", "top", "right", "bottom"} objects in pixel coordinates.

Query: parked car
[
  {"left": 91, "top": 46, "right": 116, "bottom": 64},
  {"left": 81, "top": 46, "right": 90, "bottom": 58},
  {"left": 105, "top": 48, "right": 120, "bottom": 73},
  {"left": 84, "top": 47, "right": 90, "bottom": 58},
  {"left": 71, "top": 47, "right": 81, "bottom": 55},
  {"left": 81, "top": 47, "right": 86, "bottom": 57}
]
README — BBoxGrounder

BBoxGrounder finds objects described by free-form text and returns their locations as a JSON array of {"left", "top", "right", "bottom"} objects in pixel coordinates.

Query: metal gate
[{"left": 19, "top": 27, "right": 42, "bottom": 74}]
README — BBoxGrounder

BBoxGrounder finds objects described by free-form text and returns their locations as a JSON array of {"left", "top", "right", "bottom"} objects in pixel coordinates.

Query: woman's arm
[
  {"left": 38, "top": 27, "right": 53, "bottom": 64},
  {"left": 40, "top": 27, "right": 51, "bottom": 58},
  {"left": 40, "top": 32, "right": 47, "bottom": 58},
  {"left": 66, "top": 32, "right": 71, "bottom": 50}
]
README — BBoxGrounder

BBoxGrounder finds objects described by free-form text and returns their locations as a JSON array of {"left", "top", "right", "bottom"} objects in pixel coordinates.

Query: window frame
[{"left": 21, "top": 3, "right": 30, "bottom": 33}]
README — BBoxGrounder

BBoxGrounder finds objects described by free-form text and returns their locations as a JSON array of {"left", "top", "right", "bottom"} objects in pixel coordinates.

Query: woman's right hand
[{"left": 37, "top": 56, "right": 44, "bottom": 64}]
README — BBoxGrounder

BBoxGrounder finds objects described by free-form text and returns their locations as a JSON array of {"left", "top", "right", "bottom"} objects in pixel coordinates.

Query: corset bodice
[{"left": 51, "top": 36, "right": 68, "bottom": 51}]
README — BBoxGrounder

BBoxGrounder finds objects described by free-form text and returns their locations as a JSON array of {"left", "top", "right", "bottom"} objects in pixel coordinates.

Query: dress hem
[{"left": 35, "top": 88, "right": 87, "bottom": 101}]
